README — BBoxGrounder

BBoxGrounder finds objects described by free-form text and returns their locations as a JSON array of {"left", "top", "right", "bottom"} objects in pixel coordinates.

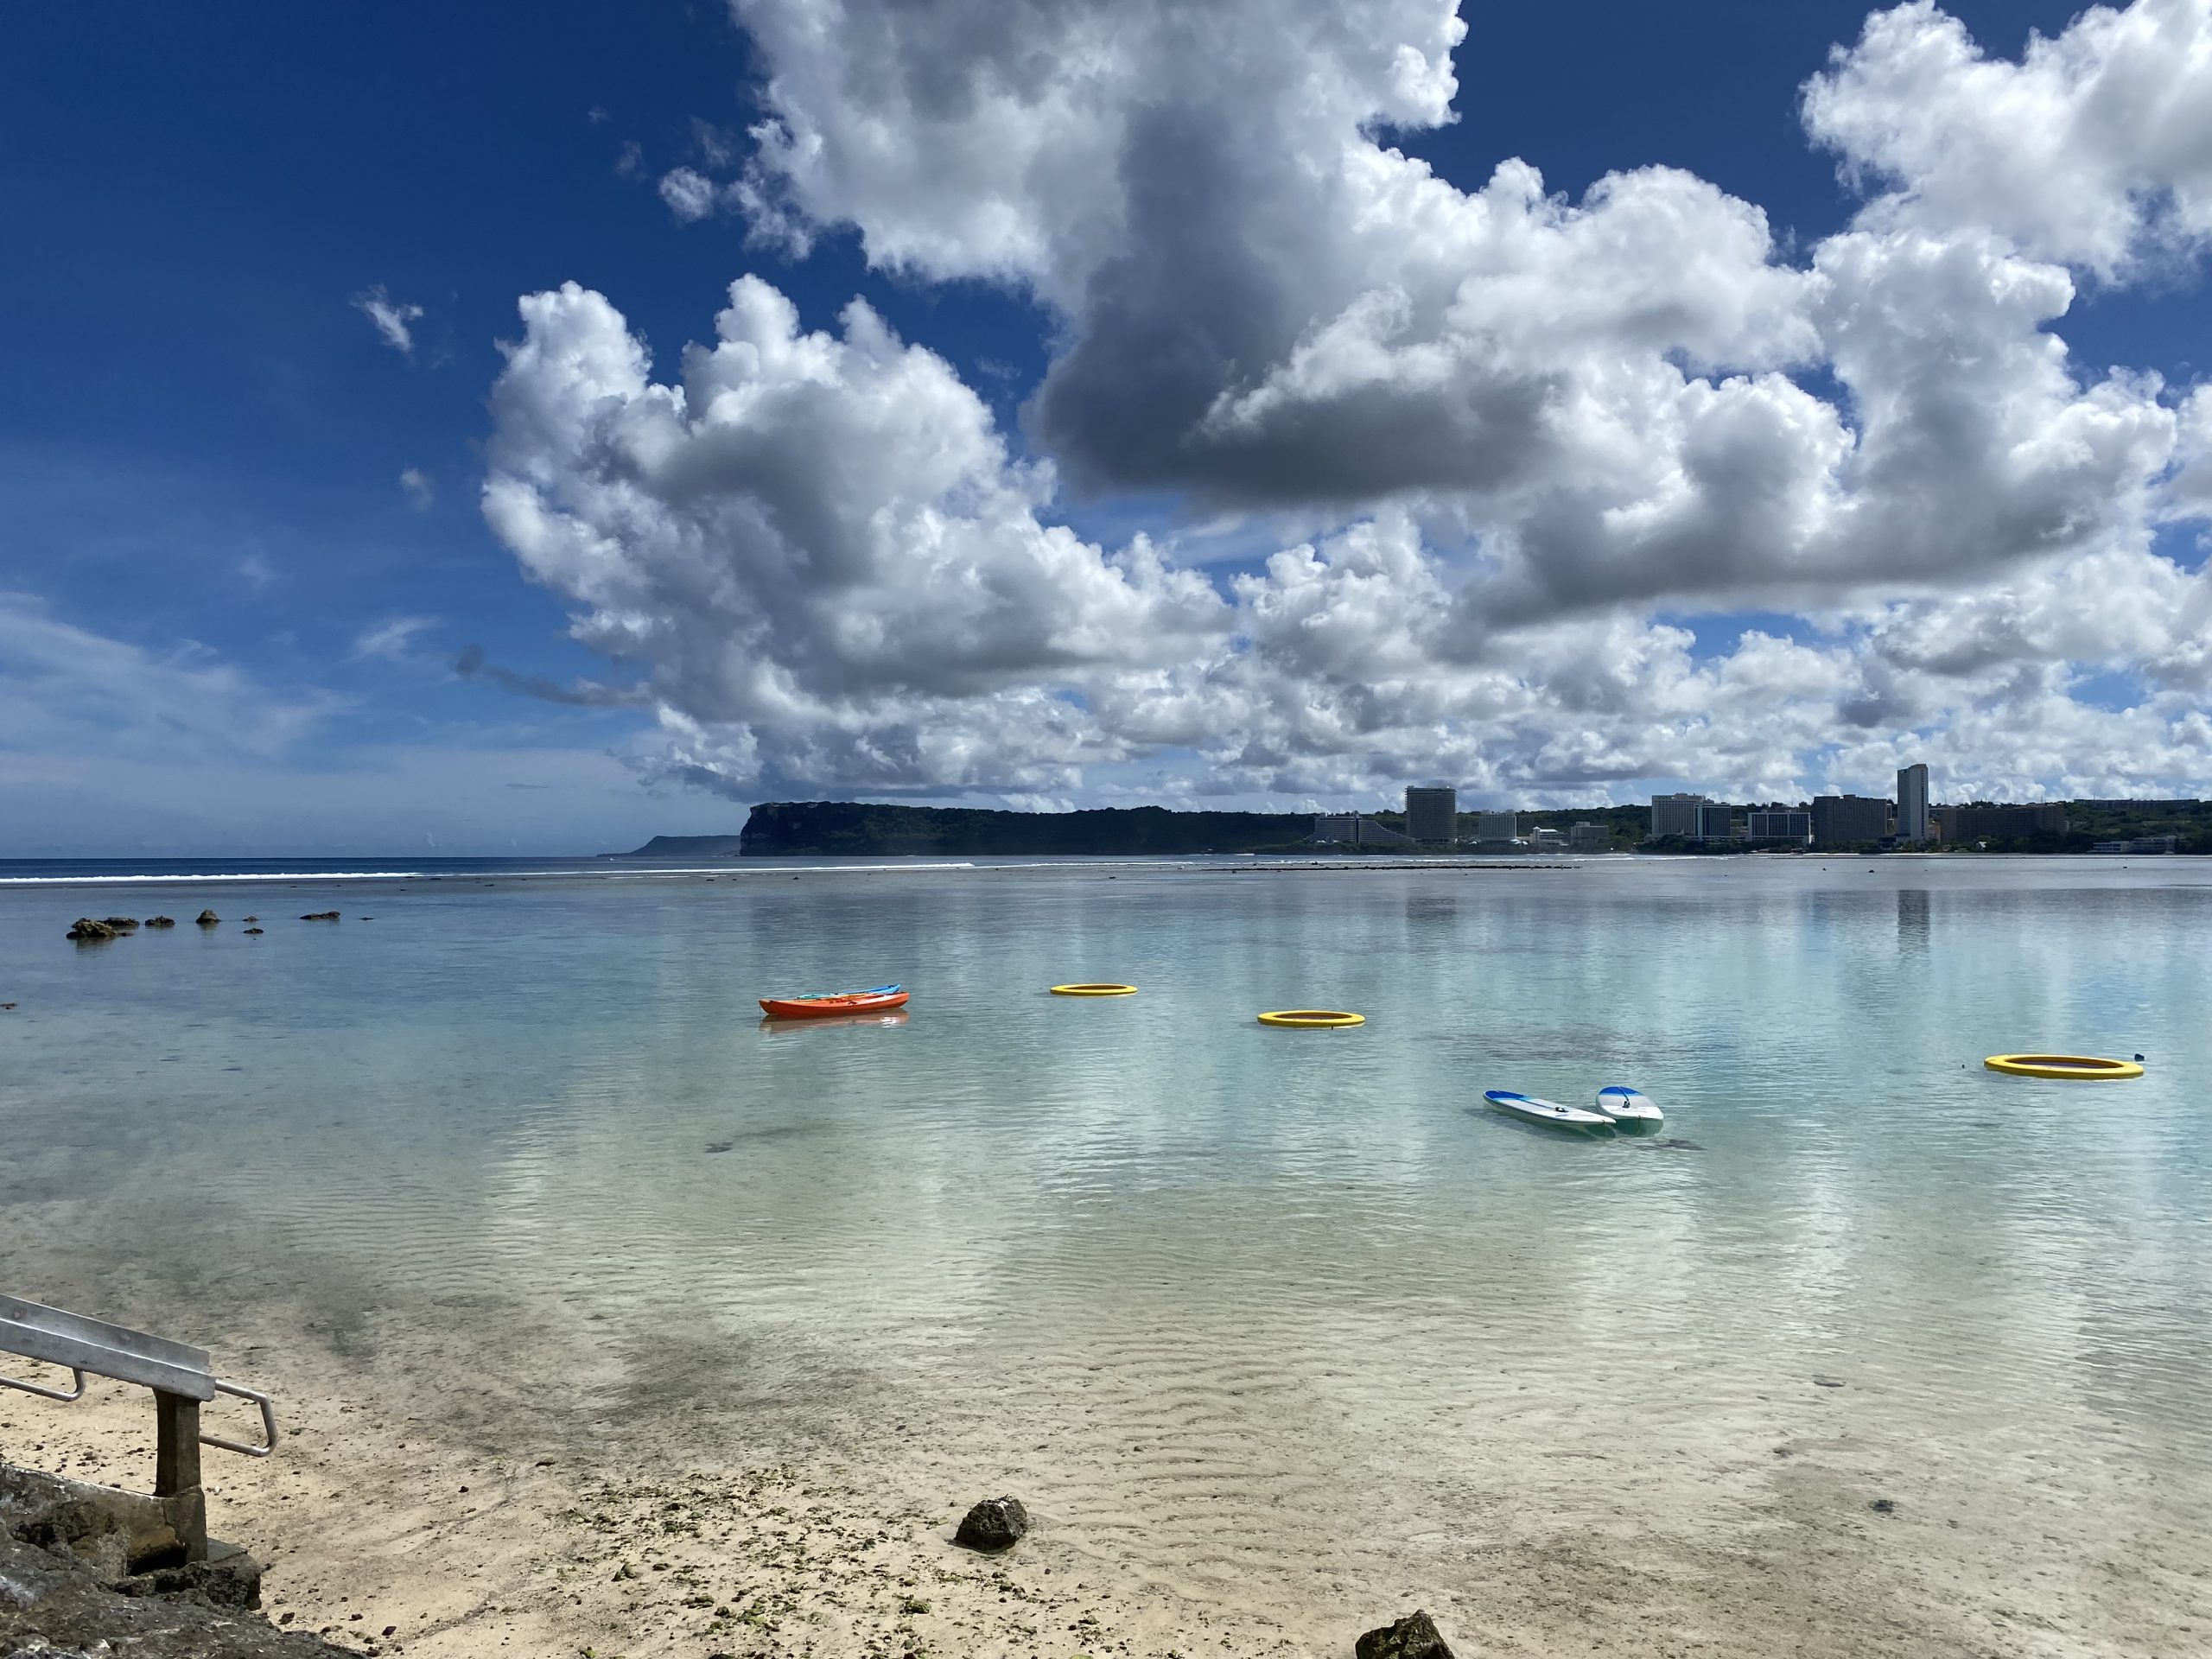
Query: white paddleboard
[
  {"left": 1484, "top": 1090, "right": 1615, "bottom": 1130},
  {"left": 1594, "top": 1085, "right": 1663, "bottom": 1124}
]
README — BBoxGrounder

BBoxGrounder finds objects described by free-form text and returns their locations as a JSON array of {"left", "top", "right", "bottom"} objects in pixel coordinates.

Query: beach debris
[
  {"left": 1813, "top": 1376, "right": 1846, "bottom": 1389},
  {"left": 705, "top": 1141, "right": 734, "bottom": 1154},
  {"left": 299, "top": 911, "right": 340, "bottom": 921},
  {"left": 195, "top": 910, "right": 220, "bottom": 925},
  {"left": 1870, "top": 1497, "right": 1896, "bottom": 1514},
  {"left": 1355, "top": 1610, "right": 1455, "bottom": 1659},
  {"left": 953, "top": 1495, "right": 1029, "bottom": 1552},
  {"left": 143, "top": 916, "right": 176, "bottom": 928},
  {"left": 67, "top": 918, "right": 119, "bottom": 942}
]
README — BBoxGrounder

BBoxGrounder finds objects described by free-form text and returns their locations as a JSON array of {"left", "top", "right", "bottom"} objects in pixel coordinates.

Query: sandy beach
[
  {"left": 4, "top": 1353, "right": 1318, "bottom": 1659},
  {"left": 10, "top": 1298, "right": 2203, "bottom": 1659}
]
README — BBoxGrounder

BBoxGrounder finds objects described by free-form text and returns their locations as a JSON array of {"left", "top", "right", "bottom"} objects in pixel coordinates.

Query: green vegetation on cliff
[{"left": 734, "top": 801, "right": 1317, "bottom": 856}]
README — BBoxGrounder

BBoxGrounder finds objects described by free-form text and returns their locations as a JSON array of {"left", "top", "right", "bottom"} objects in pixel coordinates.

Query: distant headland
[{"left": 625, "top": 802, "right": 1318, "bottom": 859}]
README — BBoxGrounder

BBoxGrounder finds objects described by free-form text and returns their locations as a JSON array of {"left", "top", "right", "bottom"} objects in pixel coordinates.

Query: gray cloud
[{"left": 454, "top": 642, "right": 642, "bottom": 708}]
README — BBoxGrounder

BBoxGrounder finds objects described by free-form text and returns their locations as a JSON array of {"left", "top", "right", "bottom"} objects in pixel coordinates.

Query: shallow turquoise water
[{"left": 3, "top": 855, "right": 2207, "bottom": 1643}]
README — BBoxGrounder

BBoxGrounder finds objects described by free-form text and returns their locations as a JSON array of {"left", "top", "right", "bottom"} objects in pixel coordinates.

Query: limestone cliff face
[{"left": 728, "top": 801, "right": 1315, "bottom": 856}]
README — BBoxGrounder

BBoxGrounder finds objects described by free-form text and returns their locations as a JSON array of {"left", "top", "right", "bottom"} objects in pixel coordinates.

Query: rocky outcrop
[
  {"left": 2, "top": 1465, "right": 213, "bottom": 1586},
  {"left": 145, "top": 917, "right": 177, "bottom": 928},
  {"left": 953, "top": 1496, "right": 1029, "bottom": 1552},
  {"left": 297, "top": 912, "right": 339, "bottom": 923},
  {"left": 101, "top": 918, "right": 140, "bottom": 931},
  {"left": 1355, "top": 1611, "right": 1454, "bottom": 1659},
  {"left": 0, "top": 1466, "right": 344, "bottom": 1657},
  {"left": 242, "top": 928, "right": 264, "bottom": 936},
  {"left": 196, "top": 910, "right": 221, "bottom": 926},
  {"left": 66, "top": 919, "right": 118, "bottom": 942}
]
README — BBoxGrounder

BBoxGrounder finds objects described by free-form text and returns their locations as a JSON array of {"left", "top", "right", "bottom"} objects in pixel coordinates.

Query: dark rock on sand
[
  {"left": 1870, "top": 1497, "right": 1896, "bottom": 1514},
  {"left": 1355, "top": 1610, "right": 1454, "bottom": 1659},
  {"left": 954, "top": 1496, "right": 1029, "bottom": 1552},
  {"left": 196, "top": 910, "right": 221, "bottom": 925},
  {"left": 704, "top": 1141, "right": 734, "bottom": 1154},
  {"left": 299, "top": 912, "right": 340, "bottom": 921},
  {"left": 67, "top": 918, "right": 118, "bottom": 942},
  {"left": 144, "top": 916, "right": 177, "bottom": 928}
]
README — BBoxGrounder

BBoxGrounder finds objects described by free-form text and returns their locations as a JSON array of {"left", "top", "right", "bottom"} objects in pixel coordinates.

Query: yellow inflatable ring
[
  {"left": 1051, "top": 982, "right": 1137, "bottom": 996},
  {"left": 1257, "top": 1009, "right": 1365, "bottom": 1028},
  {"left": 1985, "top": 1053, "right": 2143, "bottom": 1080}
]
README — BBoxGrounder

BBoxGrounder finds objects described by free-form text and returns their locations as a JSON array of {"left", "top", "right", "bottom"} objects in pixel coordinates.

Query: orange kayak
[{"left": 759, "top": 984, "right": 908, "bottom": 1019}]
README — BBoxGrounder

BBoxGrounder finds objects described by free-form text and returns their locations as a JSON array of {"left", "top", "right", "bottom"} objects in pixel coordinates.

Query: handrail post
[
  {"left": 153, "top": 1388, "right": 208, "bottom": 1563},
  {"left": 154, "top": 1388, "right": 201, "bottom": 1497}
]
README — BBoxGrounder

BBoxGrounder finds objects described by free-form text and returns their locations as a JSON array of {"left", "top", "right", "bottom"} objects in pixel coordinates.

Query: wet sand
[
  {"left": 8, "top": 1318, "right": 2203, "bottom": 1659},
  {"left": 4, "top": 1363, "right": 1313, "bottom": 1659}
]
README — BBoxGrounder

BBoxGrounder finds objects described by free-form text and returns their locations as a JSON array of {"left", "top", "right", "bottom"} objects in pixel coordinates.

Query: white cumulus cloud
[
  {"left": 484, "top": 278, "right": 1227, "bottom": 793},
  {"left": 1803, "top": 0, "right": 2212, "bottom": 280},
  {"left": 475, "top": 0, "right": 2212, "bottom": 807}
]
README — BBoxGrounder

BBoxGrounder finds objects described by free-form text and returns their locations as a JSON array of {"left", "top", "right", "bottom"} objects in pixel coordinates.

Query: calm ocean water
[{"left": 3, "top": 854, "right": 2207, "bottom": 1642}]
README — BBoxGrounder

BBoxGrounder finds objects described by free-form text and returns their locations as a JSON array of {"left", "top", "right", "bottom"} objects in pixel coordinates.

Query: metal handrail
[
  {"left": 201, "top": 1379, "right": 279, "bottom": 1458},
  {"left": 0, "top": 1360, "right": 87, "bottom": 1404},
  {"left": 0, "top": 1294, "right": 277, "bottom": 1459}
]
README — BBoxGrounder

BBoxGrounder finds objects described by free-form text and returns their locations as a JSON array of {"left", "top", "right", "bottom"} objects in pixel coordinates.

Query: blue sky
[{"left": 5, "top": 2, "right": 2211, "bottom": 853}]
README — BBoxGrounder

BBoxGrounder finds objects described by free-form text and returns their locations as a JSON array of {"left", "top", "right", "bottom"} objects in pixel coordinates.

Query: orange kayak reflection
[{"left": 756, "top": 1008, "right": 910, "bottom": 1033}]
